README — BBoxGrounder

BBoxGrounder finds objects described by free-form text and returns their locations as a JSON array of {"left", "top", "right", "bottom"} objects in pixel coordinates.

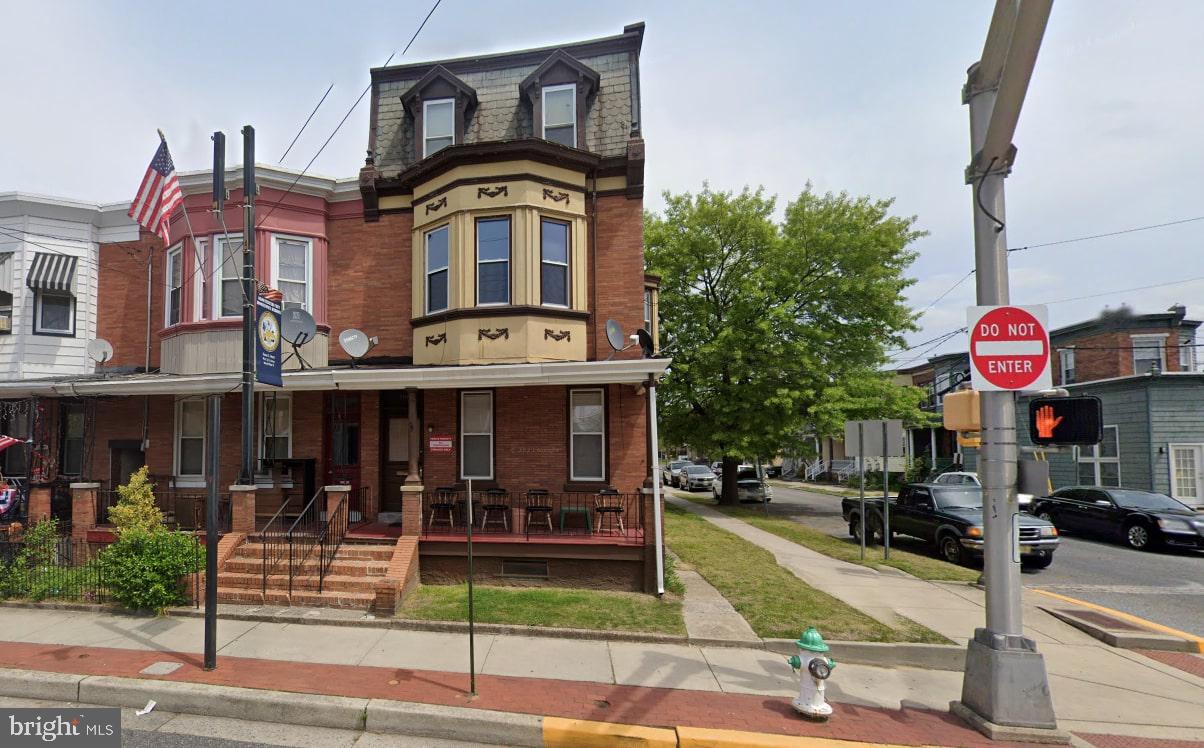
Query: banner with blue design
[{"left": 255, "top": 295, "right": 283, "bottom": 387}]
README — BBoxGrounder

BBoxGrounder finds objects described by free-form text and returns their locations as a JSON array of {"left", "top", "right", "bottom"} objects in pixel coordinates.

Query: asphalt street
[{"left": 756, "top": 482, "right": 1204, "bottom": 636}]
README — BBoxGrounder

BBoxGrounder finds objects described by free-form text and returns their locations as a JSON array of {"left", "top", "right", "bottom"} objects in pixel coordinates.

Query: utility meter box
[{"left": 943, "top": 389, "right": 981, "bottom": 432}]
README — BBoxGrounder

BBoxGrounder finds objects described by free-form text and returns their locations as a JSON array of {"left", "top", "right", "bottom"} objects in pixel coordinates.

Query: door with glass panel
[{"left": 1170, "top": 445, "right": 1204, "bottom": 507}]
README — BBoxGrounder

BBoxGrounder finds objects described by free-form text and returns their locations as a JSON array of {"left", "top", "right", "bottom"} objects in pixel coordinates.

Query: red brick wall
[
  {"left": 326, "top": 213, "right": 413, "bottom": 360},
  {"left": 591, "top": 195, "right": 645, "bottom": 361},
  {"left": 97, "top": 230, "right": 165, "bottom": 370},
  {"left": 1054, "top": 327, "right": 1184, "bottom": 385}
]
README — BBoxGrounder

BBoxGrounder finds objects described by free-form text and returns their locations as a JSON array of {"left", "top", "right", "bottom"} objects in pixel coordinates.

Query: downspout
[
  {"left": 142, "top": 248, "right": 152, "bottom": 451},
  {"left": 649, "top": 376, "right": 664, "bottom": 596},
  {"left": 590, "top": 169, "right": 598, "bottom": 356}
]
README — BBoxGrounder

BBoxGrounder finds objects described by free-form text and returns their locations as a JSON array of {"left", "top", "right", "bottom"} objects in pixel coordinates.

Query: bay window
[
  {"left": 540, "top": 219, "right": 569, "bottom": 307},
  {"left": 461, "top": 391, "right": 493, "bottom": 479},
  {"left": 0, "top": 252, "right": 12, "bottom": 333},
  {"left": 166, "top": 244, "right": 183, "bottom": 326},
  {"left": 542, "top": 84, "right": 576, "bottom": 147},
  {"left": 476, "top": 217, "right": 510, "bottom": 306},
  {"left": 214, "top": 235, "right": 242, "bottom": 318},
  {"left": 426, "top": 225, "right": 449, "bottom": 313},
  {"left": 271, "top": 235, "right": 311, "bottom": 312},
  {"left": 570, "top": 388, "right": 605, "bottom": 481}
]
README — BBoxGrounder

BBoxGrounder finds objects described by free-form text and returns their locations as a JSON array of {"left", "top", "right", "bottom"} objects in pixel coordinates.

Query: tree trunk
[{"left": 719, "top": 456, "right": 740, "bottom": 505}]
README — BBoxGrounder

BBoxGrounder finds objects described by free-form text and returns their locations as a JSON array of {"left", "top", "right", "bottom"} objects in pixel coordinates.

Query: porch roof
[{"left": 0, "top": 358, "right": 671, "bottom": 398}]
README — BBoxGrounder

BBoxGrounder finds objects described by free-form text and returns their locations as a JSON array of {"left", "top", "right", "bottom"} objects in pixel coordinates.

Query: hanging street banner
[
  {"left": 256, "top": 295, "right": 283, "bottom": 387},
  {"left": 967, "top": 305, "right": 1052, "bottom": 392}
]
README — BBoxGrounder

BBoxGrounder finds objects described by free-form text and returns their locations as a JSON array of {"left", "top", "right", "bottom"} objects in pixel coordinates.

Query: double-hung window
[
  {"left": 166, "top": 244, "right": 183, "bottom": 326},
  {"left": 0, "top": 252, "right": 12, "bottom": 333},
  {"left": 176, "top": 399, "right": 206, "bottom": 480},
  {"left": 272, "top": 235, "right": 311, "bottom": 311},
  {"left": 425, "top": 225, "right": 449, "bottom": 313},
  {"left": 1059, "top": 348, "right": 1075, "bottom": 384},
  {"left": 476, "top": 217, "right": 510, "bottom": 306},
  {"left": 643, "top": 289, "right": 653, "bottom": 333},
  {"left": 60, "top": 403, "right": 85, "bottom": 476},
  {"left": 214, "top": 235, "right": 243, "bottom": 318},
  {"left": 1180, "top": 335, "right": 1196, "bottom": 372},
  {"left": 1076, "top": 425, "right": 1120, "bottom": 486},
  {"left": 540, "top": 219, "right": 569, "bottom": 307},
  {"left": 1131, "top": 334, "right": 1166, "bottom": 375},
  {"left": 570, "top": 389, "right": 605, "bottom": 481},
  {"left": 34, "top": 291, "right": 74, "bottom": 335},
  {"left": 423, "top": 98, "right": 455, "bottom": 157},
  {"left": 542, "top": 84, "right": 576, "bottom": 147},
  {"left": 461, "top": 391, "right": 493, "bottom": 479},
  {"left": 260, "top": 393, "right": 292, "bottom": 461}
]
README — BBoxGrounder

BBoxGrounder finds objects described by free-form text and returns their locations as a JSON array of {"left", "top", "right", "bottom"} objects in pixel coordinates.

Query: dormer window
[
  {"left": 542, "top": 85, "right": 576, "bottom": 147},
  {"left": 423, "top": 98, "right": 455, "bottom": 157}
]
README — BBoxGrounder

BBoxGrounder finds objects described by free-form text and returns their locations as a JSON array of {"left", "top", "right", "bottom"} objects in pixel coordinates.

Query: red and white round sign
[{"left": 968, "top": 306, "right": 1051, "bottom": 391}]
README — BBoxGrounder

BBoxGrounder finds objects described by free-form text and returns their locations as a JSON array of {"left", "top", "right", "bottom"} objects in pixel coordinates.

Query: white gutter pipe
[{"left": 650, "top": 380, "right": 664, "bottom": 595}]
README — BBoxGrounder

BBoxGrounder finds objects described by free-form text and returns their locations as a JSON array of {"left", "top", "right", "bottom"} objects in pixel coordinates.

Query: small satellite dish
[
  {"left": 605, "top": 319, "right": 626, "bottom": 352},
  {"left": 339, "top": 328, "right": 372, "bottom": 360},
  {"left": 636, "top": 328, "right": 655, "bottom": 358},
  {"left": 282, "top": 308, "right": 316, "bottom": 346},
  {"left": 87, "top": 338, "right": 114, "bottom": 365}
]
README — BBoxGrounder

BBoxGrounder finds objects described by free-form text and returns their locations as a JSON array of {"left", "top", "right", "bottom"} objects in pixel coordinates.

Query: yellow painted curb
[
  {"left": 676, "top": 726, "right": 926, "bottom": 747},
  {"left": 542, "top": 716, "right": 677, "bottom": 747},
  {"left": 1032, "top": 588, "right": 1204, "bottom": 653}
]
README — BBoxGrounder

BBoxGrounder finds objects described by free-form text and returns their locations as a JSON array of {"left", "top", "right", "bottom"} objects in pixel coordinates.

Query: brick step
[
  {"left": 215, "top": 586, "right": 375, "bottom": 609},
  {"left": 222, "top": 558, "right": 388, "bottom": 577},
  {"left": 238, "top": 542, "right": 394, "bottom": 561},
  {"left": 217, "top": 572, "right": 379, "bottom": 593}
]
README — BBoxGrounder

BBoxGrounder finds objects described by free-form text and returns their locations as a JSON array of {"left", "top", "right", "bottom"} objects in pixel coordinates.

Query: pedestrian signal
[{"left": 1027, "top": 396, "right": 1102, "bottom": 446}]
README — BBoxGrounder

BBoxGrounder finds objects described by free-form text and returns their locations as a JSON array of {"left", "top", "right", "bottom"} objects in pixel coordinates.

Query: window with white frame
[
  {"left": 1076, "top": 425, "right": 1120, "bottom": 487},
  {"left": 1131, "top": 334, "right": 1166, "bottom": 375},
  {"left": 460, "top": 391, "right": 493, "bottom": 479},
  {"left": 570, "top": 389, "right": 605, "bottom": 481},
  {"left": 643, "top": 289, "right": 653, "bottom": 333},
  {"left": 192, "top": 241, "right": 206, "bottom": 320},
  {"left": 260, "top": 393, "right": 292, "bottom": 461},
  {"left": 423, "top": 98, "right": 455, "bottom": 157},
  {"left": 272, "top": 235, "right": 311, "bottom": 311},
  {"left": 425, "top": 225, "right": 449, "bottom": 313},
  {"left": 166, "top": 244, "right": 183, "bottom": 326},
  {"left": 34, "top": 291, "right": 74, "bottom": 335},
  {"left": 176, "top": 399, "right": 206, "bottom": 479},
  {"left": 540, "top": 219, "right": 569, "bottom": 307},
  {"left": 1180, "top": 335, "right": 1196, "bottom": 372},
  {"left": 476, "top": 217, "right": 510, "bottom": 306},
  {"left": 214, "top": 235, "right": 243, "bottom": 318},
  {"left": 0, "top": 252, "right": 12, "bottom": 333},
  {"left": 542, "top": 84, "right": 576, "bottom": 147},
  {"left": 1059, "top": 348, "right": 1075, "bottom": 384}
]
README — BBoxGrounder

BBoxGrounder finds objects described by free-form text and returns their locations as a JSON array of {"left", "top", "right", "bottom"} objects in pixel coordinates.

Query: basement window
[{"left": 501, "top": 559, "right": 549, "bottom": 578}]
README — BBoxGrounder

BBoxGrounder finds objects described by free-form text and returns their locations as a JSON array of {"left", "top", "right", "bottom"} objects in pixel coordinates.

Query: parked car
[
  {"left": 932, "top": 471, "right": 1033, "bottom": 506},
  {"left": 712, "top": 468, "right": 773, "bottom": 503},
  {"left": 664, "top": 461, "right": 690, "bottom": 486},
  {"left": 681, "top": 465, "right": 717, "bottom": 491},
  {"left": 840, "top": 483, "right": 1059, "bottom": 568},
  {"left": 1028, "top": 487, "right": 1204, "bottom": 551}
]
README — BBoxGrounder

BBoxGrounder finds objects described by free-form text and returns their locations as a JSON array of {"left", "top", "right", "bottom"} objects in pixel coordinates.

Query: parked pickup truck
[{"left": 840, "top": 483, "right": 1060, "bottom": 569}]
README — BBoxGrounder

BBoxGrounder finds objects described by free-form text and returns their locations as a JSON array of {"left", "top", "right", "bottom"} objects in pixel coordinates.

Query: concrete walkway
[{"left": 672, "top": 553, "right": 759, "bottom": 643}]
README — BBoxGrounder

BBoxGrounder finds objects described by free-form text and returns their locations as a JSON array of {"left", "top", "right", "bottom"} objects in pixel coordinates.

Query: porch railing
[
  {"left": 350, "top": 485, "right": 376, "bottom": 526},
  {"left": 317, "top": 497, "right": 349, "bottom": 593},
  {"left": 420, "top": 490, "right": 644, "bottom": 541},
  {"left": 284, "top": 489, "right": 325, "bottom": 599},
  {"left": 258, "top": 488, "right": 350, "bottom": 598},
  {"left": 95, "top": 490, "right": 232, "bottom": 533},
  {"left": 259, "top": 499, "right": 292, "bottom": 599}
]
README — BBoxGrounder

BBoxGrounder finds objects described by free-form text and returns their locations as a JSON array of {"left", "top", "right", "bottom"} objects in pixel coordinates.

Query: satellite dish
[
  {"left": 87, "top": 339, "right": 114, "bottom": 365},
  {"left": 605, "top": 319, "right": 626, "bottom": 352},
  {"left": 636, "top": 328, "right": 655, "bottom": 358},
  {"left": 339, "top": 328, "right": 372, "bottom": 359},
  {"left": 282, "top": 308, "right": 316, "bottom": 346}
]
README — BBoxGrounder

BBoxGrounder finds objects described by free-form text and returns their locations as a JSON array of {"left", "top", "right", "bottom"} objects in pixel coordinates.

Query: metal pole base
[{"left": 958, "top": 628, "right": 1062, "bottom": 735}]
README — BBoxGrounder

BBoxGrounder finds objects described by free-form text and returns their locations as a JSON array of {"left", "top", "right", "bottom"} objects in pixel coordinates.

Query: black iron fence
[
  {"left": 0, "top": 537, "right": 108, "bottom": 603},
  {"left": 420, "top": 490, "right": 644, "bottom": 540},
  {"left": 350, "top": 486, "right": 377, "bottom": 526},
  {"left": 96, "top": 490, "right": 232, "bottom": 533}
]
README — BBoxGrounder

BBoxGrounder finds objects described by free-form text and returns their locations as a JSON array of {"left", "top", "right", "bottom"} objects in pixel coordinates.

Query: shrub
[
  {"left": 108, "top": 465, "right": 163, "bottom": 535},
  {"left": 0, "top": 518, "right": 61, "bottom": 600},
  {"left": 100, "top": 529, "right": 203, "bottom": 613}
]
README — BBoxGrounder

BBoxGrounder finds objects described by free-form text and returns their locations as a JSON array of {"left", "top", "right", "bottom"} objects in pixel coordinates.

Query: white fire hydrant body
[{"left": 787, "top": 627, "right": 836, "bottom": 721}]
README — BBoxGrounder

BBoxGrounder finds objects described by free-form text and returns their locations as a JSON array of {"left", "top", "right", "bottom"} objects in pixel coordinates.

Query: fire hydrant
[{"left": 787, "top": 627, "right": 836, "bottom": 721}]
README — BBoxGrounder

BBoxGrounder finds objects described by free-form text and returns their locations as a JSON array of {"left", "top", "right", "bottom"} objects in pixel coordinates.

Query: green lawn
[
  {"left": 399, "top": 583, "right": 686, "bottom": 636},
  {"left": 664, "top": 505, "right": 949, "bottom": 643},
  {"left": 679, "top": 494, "right": 980, "bottom": 583}
]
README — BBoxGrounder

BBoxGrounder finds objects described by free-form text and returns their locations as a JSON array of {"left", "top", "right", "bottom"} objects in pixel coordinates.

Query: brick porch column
[
  {"left": 69, "top": 482, "right": 100, "bottom": 541},
  {"left": 324, "top": 484, "right": 351, "bottom": 521},
  {"left": 401, "top": 485, "right": 424, "bottom": 536},
  {"left": 229, "top": 485, "right": 257, "bottom": 535},
  {"left": 641, "top": 487, "right": 658, "bottom": 593},
  {"left": 27, "top": 485, "right": 51, "bottom": 524}
]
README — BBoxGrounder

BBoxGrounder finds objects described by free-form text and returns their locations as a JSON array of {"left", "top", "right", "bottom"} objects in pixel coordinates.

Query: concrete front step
[
  {"left": 222, "top": 558, "right": 389, "bottom": 577},
  {"left": 218, "top": 572, "right": 379, "bottom": 593},
  {"left": 216, "top": 586, "right": 376, "bottom": 609}
]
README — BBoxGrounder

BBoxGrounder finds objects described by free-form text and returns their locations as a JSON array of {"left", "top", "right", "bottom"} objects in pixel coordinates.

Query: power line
[
  {"left": 893, "top": 327, "right": 967, "bottom": 367},
  {"left": 1008, "top": 215, "right": 1204, "bottom": 253},
  {"left": 0, "top": 225, "right": 96, "bottom": 268},
  {"left": 913, "top": 269, "right": 975, "bottom": 321},
  {"left": 279, "top": 83, "right": 335, "bottom": 164},
  {"left": 1041, "top": 274, "right": 1204, "bottom": 306}
]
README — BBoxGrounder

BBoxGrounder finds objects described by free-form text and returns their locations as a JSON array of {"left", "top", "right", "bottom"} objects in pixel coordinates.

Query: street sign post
[
  {"left": 967, "top": 305, "right": 1052, "bottom": 392},
  {"left": 843, "top": 419, "right": 905, "bottom": 560}
]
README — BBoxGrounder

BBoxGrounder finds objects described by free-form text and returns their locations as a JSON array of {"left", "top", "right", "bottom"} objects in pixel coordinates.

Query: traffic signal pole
[{"left": 956, "top": 0, "right": 1061, "bottom": 736}]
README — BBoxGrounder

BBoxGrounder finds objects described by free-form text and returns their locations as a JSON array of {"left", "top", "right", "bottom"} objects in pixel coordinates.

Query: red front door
[{"left": 324, "top": 392, "right": 361, "bottom": 495}]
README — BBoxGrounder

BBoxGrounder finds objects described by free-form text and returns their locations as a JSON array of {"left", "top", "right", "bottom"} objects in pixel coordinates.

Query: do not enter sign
[{"left": 967, "top": 305, "right": 1052, "bottom": 392}]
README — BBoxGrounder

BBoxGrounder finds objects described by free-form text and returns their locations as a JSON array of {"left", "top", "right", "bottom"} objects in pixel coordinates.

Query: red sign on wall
[
  {"left": 428, "top": 434, "right": 454, "bottom": 454},
  {"left": 967, "top": 305, "right": 1052, "bottom": 392}
]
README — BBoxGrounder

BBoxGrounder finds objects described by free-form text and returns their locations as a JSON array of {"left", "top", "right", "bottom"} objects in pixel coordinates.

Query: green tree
[
  {"left": 107, "top": 465, "right": 164, "bottom": 535},
  {"left": 646, "top": 185, "right": 926, "bottom": 503}
]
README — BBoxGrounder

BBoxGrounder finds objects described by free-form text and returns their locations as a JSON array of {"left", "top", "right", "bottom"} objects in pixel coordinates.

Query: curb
[
  {"left": 0, "top": 600, "right": 967, "bottom": 671},
  {"left": 1041, "top": 607, "right": 1198, "bottom": 653}
]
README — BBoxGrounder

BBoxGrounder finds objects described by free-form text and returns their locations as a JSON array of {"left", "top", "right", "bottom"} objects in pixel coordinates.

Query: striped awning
[{"left": 26, "top": 252, "right": 77, "bottom": 292}]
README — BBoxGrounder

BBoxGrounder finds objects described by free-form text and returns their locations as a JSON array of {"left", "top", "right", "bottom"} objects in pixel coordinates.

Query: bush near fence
[{"left": 0, "top": 518, "right": 108, "bottom": 603}]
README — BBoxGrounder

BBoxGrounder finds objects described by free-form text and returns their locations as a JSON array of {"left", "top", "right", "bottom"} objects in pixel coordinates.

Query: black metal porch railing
[
  {"left": 95, "top": 490, "right": 232, "bottom": 534},
  {"left": 350, "top": 485, "right": 376, "bottom": 526},
  {"left": 318, "top": 497, "right": 349, "bottom": 593},
  {"left": 259, "top": 498, "right": 292, "bottom": 599},
  {"left": 285, "top": 489, "right": 325, "bottom": 598},
  {"left": 419, "top": 490, "right": 644, "bottom": 540}
]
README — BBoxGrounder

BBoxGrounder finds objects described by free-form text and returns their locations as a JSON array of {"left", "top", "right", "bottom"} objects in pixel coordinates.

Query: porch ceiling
[{"left": 0, "top": 358, "right": 671, "bottom": 397}]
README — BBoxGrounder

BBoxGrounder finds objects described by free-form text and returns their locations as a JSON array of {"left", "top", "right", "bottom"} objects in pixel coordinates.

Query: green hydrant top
[{"left": 795, "top": 626, "right": 830, "bottom": 653}]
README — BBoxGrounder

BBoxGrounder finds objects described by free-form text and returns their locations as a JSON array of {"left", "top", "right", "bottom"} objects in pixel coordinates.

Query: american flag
[
  {"left": 128, "top": 139, "right": 183, "bottom": 245},
  {"left": 0, "top": 435, "right": 23, "bottom": 454}
]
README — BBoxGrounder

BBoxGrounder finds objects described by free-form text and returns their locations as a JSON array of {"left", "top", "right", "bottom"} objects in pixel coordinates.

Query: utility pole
[
  {"left": 239, "top": 126, "right": 256, "bottom": 485},
  {"left": 956, "top": 0, "right": 1061, "bottom": 737},
  {"left": 205, "top": 131, "right": 226, "bottom": 672}
]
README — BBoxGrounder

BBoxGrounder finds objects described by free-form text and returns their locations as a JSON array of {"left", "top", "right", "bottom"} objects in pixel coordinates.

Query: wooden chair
[
  {"left": 594, "top": 489, "right": 626, "bottom": 534},
  {"left": 524, "top": 489, "right": 553, "bottom": 537},
  {"left": 428, "top": 487, "right": 457, "bottom": 530},
  {"left": 480, "top": 488, "right": 509, "bottom": 531}
]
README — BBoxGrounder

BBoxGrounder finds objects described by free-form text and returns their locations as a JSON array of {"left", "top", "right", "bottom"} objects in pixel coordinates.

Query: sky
[{"left": 3, "top": 1, "right": 1203, "bottom": 363}]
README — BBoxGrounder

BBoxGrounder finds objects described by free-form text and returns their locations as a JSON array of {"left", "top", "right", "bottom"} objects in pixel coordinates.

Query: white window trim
[
  {"left": 541, "top": 83, "right": 577, "bottom": 147},
  {"left": 425, "top": 225, "right": 450, "bottom": 314},
  {"left": 212, "top": 234, "right": 244, "bottom": 319},
  {"left": 270, "top": 234, "right": 314, "bottom": 313},
  {"left": 423, "top": 98, "right": 455, "bottom": 158},
  {"left": 174, "top": 398, "right": 207, "bottom": 486},
  {"left": 192, "top": 239, "right": 206, "bottom": 321},
  {"left": 1075, "top": 424, "right": 1120, "bottom": 486},
  {"left": 569, "top": 388, "right": 606, "bottom": 482},
  {"left": 1059, "top": 348, "right": 1075, "bottom": 384},
  {"left": 1167, "top": 443, "right": 1204, "bottom": 501},
  {"left": 165, "top": 243, "right": 183, "bottom": 327},
  {"left": 540, "top": 218, "right": 570, "bottom": 308},
  {"left": 1131, "top": 333, "right": 1167, "bottom": 372},
  {"left": 33, "top": 290, "right": 75, "bottom": 335},
  {"left": 476, "top": 217, "right": 510, "bottom": 307},
  {"left": 1179, "top": 337, "right": 1197, "bottom": 372},
  {"left": 460, "top": 390, "right": 494, "bottom": 480},
  {"left": 0, "top": 251, "right": 13, "bottom": 329}
]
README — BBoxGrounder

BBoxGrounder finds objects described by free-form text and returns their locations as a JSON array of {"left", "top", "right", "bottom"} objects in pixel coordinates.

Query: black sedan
[{"left": 1029, "top": 487, "right": 1204, "bottom": 551}]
